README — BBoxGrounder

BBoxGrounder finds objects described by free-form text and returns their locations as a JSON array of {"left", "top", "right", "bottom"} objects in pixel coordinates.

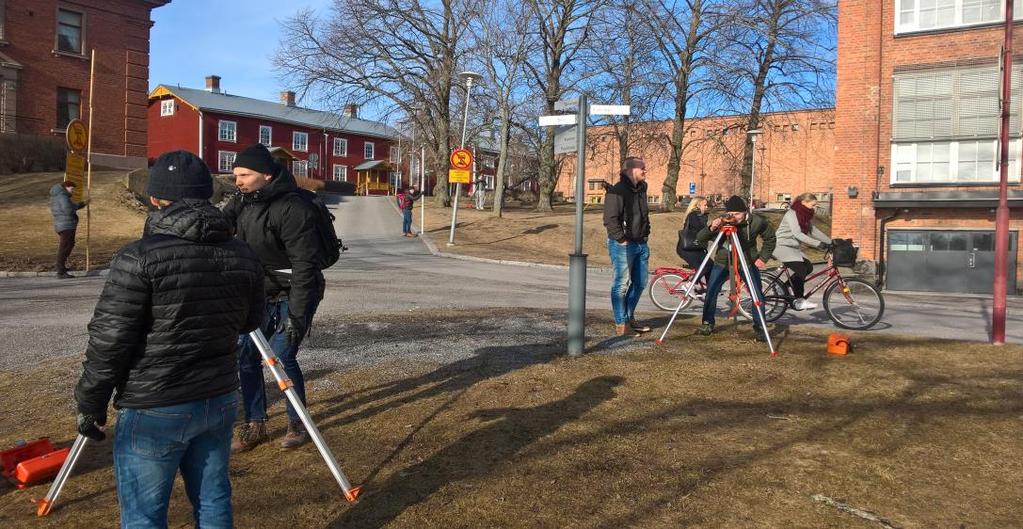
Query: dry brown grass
[
  {"left": 420, "top": 202, "right": 825, "bottom": 268},
  {"left": 1, "top": 310, "right": 1019, "bottom": 529},
  {"left": 0, "top": 172, "right": 146, "bottom": 271}
]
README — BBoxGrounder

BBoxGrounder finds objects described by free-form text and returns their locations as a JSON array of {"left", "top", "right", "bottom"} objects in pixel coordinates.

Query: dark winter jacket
[
  {"left": 679, "top": 211, "right": 708, "bottom": 251},
  {"left": 398, "top": 190, "right": 420, "bottom": 211},
  {"left": 49, "top": 184, "right": 85, "bottom": 233},
  {"left": 222, "top": 164, "right": 324, "bottom": 322},
  {"left": 603, "top": 175, "right": 650, "bottom": 243},
  {"left": 696, "top": 212, "right": 777, "bottom": 267},
  {"left": 74, "top": 200, "right": 264, "bottom": 414}
]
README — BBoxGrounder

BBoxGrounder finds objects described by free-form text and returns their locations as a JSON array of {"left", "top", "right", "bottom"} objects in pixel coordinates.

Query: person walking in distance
[
  {"left": 603, "top": 157, "right": 653, "bottom": 337},
  {"left": 773, "top": 192, "right": 832, "bottom": 310},
  {"left": 398, "top": 186, "right": 421, "bottom": 237},
  {"left": 74, "top": 151, "right": 264, "bottom": 528},
  {"left": 49, "top": 180, "right": 86, "bottom": 278},
  {"left": 225, "top": 143, "right": 328, "bottom": 451}
]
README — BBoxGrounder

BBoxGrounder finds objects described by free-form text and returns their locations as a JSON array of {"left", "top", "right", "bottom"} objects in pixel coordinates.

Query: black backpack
[
  {"left": 832, "top": 238, "right": 858, "bottom": 267},
  {"left": 291, "top": 189, "right": 344, "bottom": 269}
]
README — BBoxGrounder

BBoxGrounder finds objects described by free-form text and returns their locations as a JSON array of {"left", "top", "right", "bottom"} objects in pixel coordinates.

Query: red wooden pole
[{"left": 993, "top": 1, "right": 1014, "bottom": 345}]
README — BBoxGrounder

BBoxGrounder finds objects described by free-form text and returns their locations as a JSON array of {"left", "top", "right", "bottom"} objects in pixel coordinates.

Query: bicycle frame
[{"left": 770, "top": 261, "right": 845, "bottom": 301}]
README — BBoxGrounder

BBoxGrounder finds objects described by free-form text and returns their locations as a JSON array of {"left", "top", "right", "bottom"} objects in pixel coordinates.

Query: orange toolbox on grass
[{"left": 1, "top": 438, "right": 70, "bottom": 488}]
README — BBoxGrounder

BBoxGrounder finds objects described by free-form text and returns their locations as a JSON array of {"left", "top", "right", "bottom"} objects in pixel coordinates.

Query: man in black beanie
[
  {"left": 225, "top": 143, "right": 326, "bottom": 451},
  {"left": 74, "top": 150, "right": 264, "bottom": 527},
  {"left": 695, "top": 194, "right": 776, "bottom": 341}
]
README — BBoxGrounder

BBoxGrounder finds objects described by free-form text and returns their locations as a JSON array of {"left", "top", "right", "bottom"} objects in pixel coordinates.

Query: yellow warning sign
[
  {"left": 448, "top": 169, "right": 471, "bottom": 184},
  {"left": 65, "top": 153, "right": 86, "bottom": 202}
]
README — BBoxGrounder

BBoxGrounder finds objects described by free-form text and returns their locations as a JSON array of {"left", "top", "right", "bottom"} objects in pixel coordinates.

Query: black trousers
[
  {"left": 784, "top": 259, "right": 813, "bottom": 299},
  {"left": 679, "top": 249, "right": 712, "bottom": 283},
  {"left": 56, "top": 229, "right": 76, "bottom": 274}
]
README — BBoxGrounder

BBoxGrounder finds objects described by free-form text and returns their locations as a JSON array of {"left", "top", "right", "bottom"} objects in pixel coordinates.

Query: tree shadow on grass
[{"left": 328, "top": 375, "right": 624, "bottom": 529}]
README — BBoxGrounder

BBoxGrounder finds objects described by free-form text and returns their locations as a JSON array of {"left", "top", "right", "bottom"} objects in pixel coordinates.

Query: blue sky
[{"left": 149, "top": 0, "right": 332, "bottom": 105}]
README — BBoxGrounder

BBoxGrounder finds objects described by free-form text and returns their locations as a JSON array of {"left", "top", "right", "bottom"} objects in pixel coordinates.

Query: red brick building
[
  {"left": 148, "top": 76, "right": 400, "bottom": 193},
  {"left": 0, "top": 0, "right": 168, "bottom": 168},
  {"left": 557, "top": 109, "right": 836, "bottom": 208},
  {"left": 834, "top": 0, "right": 1023, "bottom": 294}
]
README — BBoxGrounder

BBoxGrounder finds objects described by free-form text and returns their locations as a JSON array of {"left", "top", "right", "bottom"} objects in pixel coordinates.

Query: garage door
[{"left": 887, "top": 230, "right": 1018, "bottom": 294}]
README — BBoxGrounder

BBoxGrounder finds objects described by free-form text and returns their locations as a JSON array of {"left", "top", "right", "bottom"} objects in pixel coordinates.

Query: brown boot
[
  {"left": 231, "top": 422, "right": 269, "bottom": 453},
  {"left": 280, "top": 419, "right": 309, "bottom": 450}
]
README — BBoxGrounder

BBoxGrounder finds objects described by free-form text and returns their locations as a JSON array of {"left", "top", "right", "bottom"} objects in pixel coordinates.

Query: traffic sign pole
[{"left": 567, "top": 94, "right": 589, "bottom": 357}]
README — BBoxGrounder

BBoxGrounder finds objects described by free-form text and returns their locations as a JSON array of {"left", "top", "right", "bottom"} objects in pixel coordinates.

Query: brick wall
[{"left": 2, "top": 0, "right": 163, "bottom": 168}]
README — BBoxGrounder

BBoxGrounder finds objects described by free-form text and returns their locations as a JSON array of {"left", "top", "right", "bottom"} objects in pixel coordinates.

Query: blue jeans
[
  {"left": 608, "top": 240, "right": 649, "bottom": 325},
  {"left": 402, "top": 209, "right": 413, "bottom": 233},
  {"left": 702, "top": 263, "right": 765, "bottom": 328},
  {"left": 114, "top": 392, "right": 237, "bottom": 529},
  {"left": 237, "top": 299, "right": 316, "bottom": 423}
]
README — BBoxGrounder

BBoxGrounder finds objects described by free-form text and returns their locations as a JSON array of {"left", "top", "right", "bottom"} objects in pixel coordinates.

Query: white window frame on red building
[
  {"left": 219, "top": 120, "right": 236, "bottom": 142},
  {"left": 259, "top": 125, "right": 272, "bottom": 146},
  {"left": 364, "top": 141, "right": 374, "bottom": 160},
  {"left": 218, "top": 150, "right": 236, "bottom": 173},
  {"left": 333, "top": 164, "right": 347, "bottom": 182},
  {"left": 293, "top": 131, "right": 308, "bottom": 152},
  {"left": 334, "top": 137, "right": 347, "bottom": 156},
  {"left": 895, "top": 0, "right": 1022, "bottom": 34},
  {"left": 160, "top": 99, "right": 174, "bottom": 117},
  {"left": 293, "top": 159, "right": 308, "bottom": 177}
]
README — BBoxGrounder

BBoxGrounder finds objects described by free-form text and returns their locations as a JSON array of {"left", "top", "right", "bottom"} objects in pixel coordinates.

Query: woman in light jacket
[{"left": 773, "top": 193, "right": 831, "bottom": 310}]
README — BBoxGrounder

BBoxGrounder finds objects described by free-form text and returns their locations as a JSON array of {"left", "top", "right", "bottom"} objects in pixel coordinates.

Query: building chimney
[
  {"left": 281, "top": 91, "right": 296, "bottom": 107},
  {"left": 344, "top": 104, "right": 358, "bottom": 118},
  {"left": 205, "top": 75, "right": 221, "bottom": 94}
]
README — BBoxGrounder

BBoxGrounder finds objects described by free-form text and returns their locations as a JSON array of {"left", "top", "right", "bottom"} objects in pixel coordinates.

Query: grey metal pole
[
  {"left": 420, "top": 146, "right": 426, "bottom": 235},
  {"left": 567, "top": 94, "right": 588, "bottom": 356},
  {"left": 448, "top": 76, "right": 475, "bottom": 246}
]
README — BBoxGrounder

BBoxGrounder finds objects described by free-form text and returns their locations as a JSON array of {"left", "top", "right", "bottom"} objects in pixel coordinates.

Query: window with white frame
[
  {"left": 891, "top": 64, "right": 1023, "bottom": 184},
  {"left": 293, "top": 131, "right": 308, "bottom": 152},
  {"left": 896, "top": 0, "right": 1023, "bottom": 34},
  {"left": 364, "top": 141, "right": 375, "bottom": 160},
  {"left": 293, "top": 160, "right": 308, "bottom": 177},
  {"left": 259, "top": 125, "right": 272, "bottom": 146},
  {"left": 160, "top": 99, "right": 175, "bottom": 117},
  {"left": 218, "top": 151, "right": 236, "bottom": 173},
  {"left": 333, "top": 137, "right": 347, "bottom": 156},
  {"left": 333, "top": 164, "right": 347, "bottom": 182},
  {"left": 219, "top": 120, "right": 236, "bottom": 142},
  {"left": 483, "top": 157, "right": 495, "bottom": 169},
  {"left": 56, "top": 8, "right": 84, "bottom": 55}
]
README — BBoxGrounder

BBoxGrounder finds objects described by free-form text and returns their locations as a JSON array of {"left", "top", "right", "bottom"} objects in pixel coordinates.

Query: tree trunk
[
  {"left": 493, "top": 107, "right": 511, "bottom": 217},
  {"left": 536, "top": 129, "right": 555, "bottom": 211},
  {"left": 739, "top": 0, "right": 780, "bottom": 203},
  {"left": 433, "top": 118, "right": 452, "bottom": 206}
]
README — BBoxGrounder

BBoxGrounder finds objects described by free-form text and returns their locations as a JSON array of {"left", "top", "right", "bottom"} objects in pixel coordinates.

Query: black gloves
[
  {"left": 821, "top": 242, "right": 835, "bottom": 251},
  {"left": 77, "top": 412, "right": 107, "bottom": 441},
  {"left": 285, "top": 315, "right": 308, "bottom": 346}
]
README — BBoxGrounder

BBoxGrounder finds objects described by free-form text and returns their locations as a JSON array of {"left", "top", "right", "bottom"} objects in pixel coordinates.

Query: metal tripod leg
[
  {"left": 656, "top": 231, "right": 726, "bottom": 345},
  {"left": 35, "top": 434, "right": 88, "bottom": 516},
  {"left": 248, "top": 330, "right": 362, "bottom": 502},
  {"left": 727, "top": 230, "right": 777, "bottom": 355}
]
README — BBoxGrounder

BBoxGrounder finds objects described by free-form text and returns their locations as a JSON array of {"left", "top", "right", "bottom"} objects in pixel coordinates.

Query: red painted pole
[{"left": 993, "top": 1, "right": 1014, "bottom": 345}]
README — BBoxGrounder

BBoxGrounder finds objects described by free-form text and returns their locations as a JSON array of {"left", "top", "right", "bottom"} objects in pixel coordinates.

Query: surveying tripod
[
  {"left": 35, "top": 329, "right": 361, "bottom": 517},
  {"left": 655, "top": 224, "right": 777, "bottom": 355}
]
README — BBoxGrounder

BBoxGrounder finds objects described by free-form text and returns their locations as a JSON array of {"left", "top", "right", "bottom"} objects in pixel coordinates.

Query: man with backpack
[
  {"left": 225, "top": 143, "right": 337, "bottom": 451},
  {"left": 398, "top": 185, "right": 420, "bottom": 237}
]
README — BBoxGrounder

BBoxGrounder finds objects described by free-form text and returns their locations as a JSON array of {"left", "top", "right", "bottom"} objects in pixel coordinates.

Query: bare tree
[
  {"left": 523, "top": 0, "right": 604, "bottom": 212},
  {"left": 275, "top": 0, "right": 483, "bottom": 206},
  {"left": 719, "top": 0, "right": 836, "bottom": 202},
  {"left": 471, "top": 0, "right": 533, "bottom": 217}
]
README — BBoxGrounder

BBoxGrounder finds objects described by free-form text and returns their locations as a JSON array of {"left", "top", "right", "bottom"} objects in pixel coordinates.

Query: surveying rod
[
  {"left": 248, "top": 329, "right": 362, "bottom": 502},
  {"left": 34, "top": 434, "right": 88, "bottom": 516}
]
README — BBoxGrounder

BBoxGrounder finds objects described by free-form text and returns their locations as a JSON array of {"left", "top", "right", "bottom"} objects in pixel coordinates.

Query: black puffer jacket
[
  {"left": 223, "top": 165, "right": 324, "bottom": 321},
  {"left": 603, "top": 174, "right": 650, "bottom": 243},
  {"left": 74, "top": 200, "right": 264, "bottom": 414}
]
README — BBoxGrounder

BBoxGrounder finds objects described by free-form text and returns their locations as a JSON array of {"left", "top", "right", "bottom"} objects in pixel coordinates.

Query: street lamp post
[
  {"left": 746, "top": 129, "right": 763, "bottom": 209},
  {"left": 448, "top": 71, "right": 482, "bottom": 246}
]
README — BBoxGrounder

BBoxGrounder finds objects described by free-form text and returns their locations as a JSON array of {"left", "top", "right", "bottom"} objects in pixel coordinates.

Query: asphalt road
[{"left": 1, "top": 196, "right": 1019, "bottom": 371}]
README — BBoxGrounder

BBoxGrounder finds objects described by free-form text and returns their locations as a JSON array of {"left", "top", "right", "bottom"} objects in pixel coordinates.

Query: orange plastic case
[
  {"left": 1, "top": 438, "right": 70, "bottom": 488},
  {"left": 827, "top": 333, "right": 851, "bottom": 355}
]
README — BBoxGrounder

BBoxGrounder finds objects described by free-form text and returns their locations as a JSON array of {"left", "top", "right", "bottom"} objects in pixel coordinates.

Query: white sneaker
[{"left": 793, "top": 298, "right": 817, "bottom": 311}]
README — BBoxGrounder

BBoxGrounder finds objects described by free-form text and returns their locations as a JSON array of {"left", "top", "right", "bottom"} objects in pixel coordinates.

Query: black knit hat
[
  {"left": 147, "top": 150, "right": 213, "bottom": 201},
  {"left": 232, "top": 143, "right": 277, "bottom": 175},
  {"left": 724, "top": 195, "right": 748, "bottom": 212}
]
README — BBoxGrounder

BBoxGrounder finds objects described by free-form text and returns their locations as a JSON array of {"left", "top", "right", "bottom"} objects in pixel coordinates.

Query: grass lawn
[
  {"left": 418, "top": 201, "right": 828, "bottom": 269},
  {"left": 1, "top": 310, "right": 1019, "bottom": 528},
  {"left": 0, "top": 172, "right": 146, "bottom": 271}
]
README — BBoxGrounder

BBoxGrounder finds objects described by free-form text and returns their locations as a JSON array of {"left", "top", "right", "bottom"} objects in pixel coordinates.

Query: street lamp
[
  {"left": 448, "top": 71, "right": 483, "bottom": 246},
  {"left": 746, "top": 129, "right": 763, "bottom": 210}
]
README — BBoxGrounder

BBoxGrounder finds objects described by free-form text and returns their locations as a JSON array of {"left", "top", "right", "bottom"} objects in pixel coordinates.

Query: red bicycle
[{"left": 647, "top": 266, "right": 760, "bottom": 320}]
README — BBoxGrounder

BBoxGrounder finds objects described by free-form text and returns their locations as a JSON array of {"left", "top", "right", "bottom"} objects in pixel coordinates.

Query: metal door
[{"left": 887, "top": 230, "right": 1017, "bottom": 293}]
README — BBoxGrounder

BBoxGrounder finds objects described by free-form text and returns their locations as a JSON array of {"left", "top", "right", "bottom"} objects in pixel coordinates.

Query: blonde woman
[
  {"left": 675, "top": 196, "right": 711, "bottom": 281},
  {"left": 773, "top": 193, "right": 832, "bottom": 310}
]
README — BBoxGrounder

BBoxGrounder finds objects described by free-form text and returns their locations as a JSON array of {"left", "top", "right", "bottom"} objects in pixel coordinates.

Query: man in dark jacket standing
[
  {"left": 695, "top": 195, "right": 776, "bottom": 341},
  {"left": 398, "top": 185, "right": 421, "bottom": 237},
  {"left": 74, "top": 151, "right": 264, "bottom": 528},
  {"left": 48, "top": 181, "right": 86, "bottom": 278},
  {"left": 603, "top": 157, "right": 653, "bottom": 337},
  {"left": 226, "top": 143, "right": 326, "bottom": 451}
]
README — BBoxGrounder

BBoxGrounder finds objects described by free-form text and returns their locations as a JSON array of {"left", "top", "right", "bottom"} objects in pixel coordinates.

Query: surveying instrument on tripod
[{"left": 656, "top": 211, "right": 777, "bottom": 355}]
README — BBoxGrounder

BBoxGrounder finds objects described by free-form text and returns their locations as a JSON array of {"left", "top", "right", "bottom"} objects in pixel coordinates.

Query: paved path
[{"left": 1, "top": 196, "right": 1020, "bottom": 369}]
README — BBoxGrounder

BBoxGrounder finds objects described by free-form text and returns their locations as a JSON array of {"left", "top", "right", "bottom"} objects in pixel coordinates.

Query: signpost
[
  {"left": 449, "top": 148, "right": 473, "bottom": 184},
  {"left": 539, "top": 97, "right": 630, "bottom": 357},
  {"left": 689, "top": 181, "right": 697, "bottom": 195},
  {"left": 63, "top": 119, "right": 87, "bottom": 210}
]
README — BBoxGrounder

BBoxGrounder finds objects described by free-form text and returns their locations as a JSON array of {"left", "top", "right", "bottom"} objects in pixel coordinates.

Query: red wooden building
[{"left": 148, "top": 76, "right": 399, "bottom": 194}]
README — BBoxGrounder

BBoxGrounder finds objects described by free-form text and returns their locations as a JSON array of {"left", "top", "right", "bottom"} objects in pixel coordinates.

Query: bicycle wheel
[
  {"left": 823, "top": 278, "right": 885, "bottom": 330},
  {"left": 648, "top": 273, "right": 697, "bottom": 312},
  {"left": 736, "top": 273, "right": 789, "bottom": 322}
]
